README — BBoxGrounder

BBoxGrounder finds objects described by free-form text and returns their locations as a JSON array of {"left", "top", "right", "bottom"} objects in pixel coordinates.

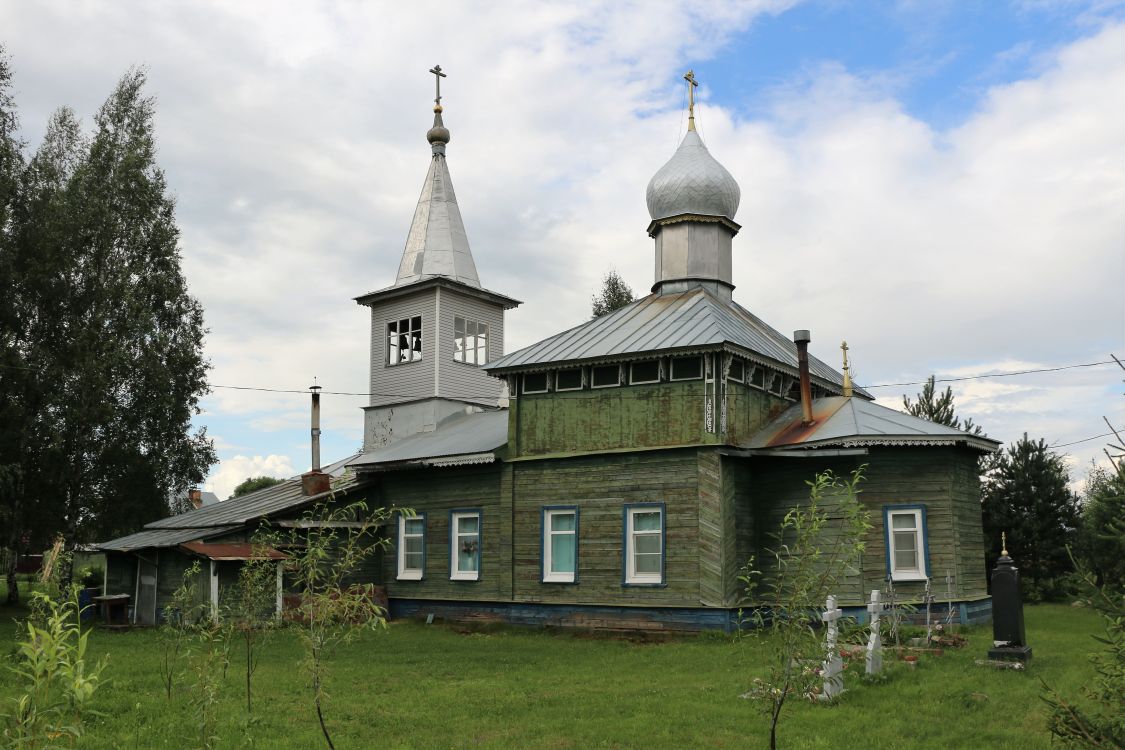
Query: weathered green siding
[
  {"left": 509, "top": 450, "right": 702, "bottom": 607},
  {"left": 746, "top": 447, "right": 989, "bottom": 607},
  {"left": 725, "top": 383, "right": 790, "bottom": 446},
  {"left": 380, "top": 464, "right": 504, "bottom": 601},
  {"left": 725, "top": 456, "right": 754, "bottom": 606},
  {"left": 104, "top": 552, "right": 135, "bottom": 597}
]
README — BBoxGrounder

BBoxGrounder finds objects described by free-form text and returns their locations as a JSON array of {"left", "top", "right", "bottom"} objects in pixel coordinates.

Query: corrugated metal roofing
[
  {"left": 747, "top": 396, "right": 1000, "bottom": 452},
  {"left": 143, "top": 471, "right": 369, "bottom": 530},
  {"left": 98, "top": 526, "right": 240, "bottom": 553},
  {"left": 484, "top": 287, "right": 866, "bottom": 396},
  {"left": 350, "top": 410, "right": 508, "bottom": 468}
]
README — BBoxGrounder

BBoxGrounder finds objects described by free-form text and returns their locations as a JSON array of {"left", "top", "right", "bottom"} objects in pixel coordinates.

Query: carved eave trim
[{"left": 646, "top": 213, "right": 741, "bottom": 238}]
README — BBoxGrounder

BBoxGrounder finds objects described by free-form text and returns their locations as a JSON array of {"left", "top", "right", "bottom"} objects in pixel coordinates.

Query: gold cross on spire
[
  {"left": 841, "top": 341, "right": 854, "bottom": 397},
  {"left": 684, "top": 69, "right": 699, "bottom": 131},
  {"left": 429, "top": 64, "right": 447, "bottom": 111}
]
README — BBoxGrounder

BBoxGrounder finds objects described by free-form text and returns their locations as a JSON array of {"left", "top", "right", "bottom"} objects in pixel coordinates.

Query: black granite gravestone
[{"left": 987, "top": 534, "right": 1032, "bottom": 663}]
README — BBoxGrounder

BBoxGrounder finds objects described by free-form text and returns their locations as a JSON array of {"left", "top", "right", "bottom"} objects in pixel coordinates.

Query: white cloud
[{"left": 204, "top": 454, "right": 297, "bottom": 502}]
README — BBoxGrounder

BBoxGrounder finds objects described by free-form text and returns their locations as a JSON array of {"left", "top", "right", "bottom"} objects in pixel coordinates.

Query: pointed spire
[
  {"left": 684, "top": 70, "right": 699, "bottom": 132},
  {"left": 395, "top": 66, "right": 481, "bottom": 289},
  {"left": 841, "top": 341, "right": 854, "bottom": 397}
]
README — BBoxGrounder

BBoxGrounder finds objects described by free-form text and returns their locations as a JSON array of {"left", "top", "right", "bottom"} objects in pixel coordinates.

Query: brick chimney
[{"left": 190, "top": 489, "right": 203, "bottom": 509}]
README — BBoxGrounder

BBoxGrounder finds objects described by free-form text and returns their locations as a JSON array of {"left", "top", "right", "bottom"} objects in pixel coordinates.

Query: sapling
[
  {"left": 225, "top": 543, "right": 281, "bottom": 713},
  {"left": 2, "top": 587, "right": 107, "bottom": 748},
  {"left": 158, "top": 561, "right": 203, "bottom": 701},
  {"left": 738, "top": 467, "right": 871, "bottom": 750},
  {"left": 259, "top": 499, "right": 395, "bottom": 750}
]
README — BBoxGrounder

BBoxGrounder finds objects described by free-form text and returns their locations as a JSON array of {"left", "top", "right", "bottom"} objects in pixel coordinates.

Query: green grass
[{"left": 0, "top": 598, "right": 1105, "bottom": 749}]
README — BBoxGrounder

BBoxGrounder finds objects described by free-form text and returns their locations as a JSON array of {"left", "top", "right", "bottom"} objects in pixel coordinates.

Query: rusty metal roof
[
  {"left": 747, "top": 396, "right": 1000, "bottom": 453},
  {"left": 484, "top": 286, "right": 865, "bottom": 396},
  {"left": 179, "top": 542, "right": 286, "bottom": 561},
  {"left": 350, "top": 409, "right": 507, "bottom": 470}
]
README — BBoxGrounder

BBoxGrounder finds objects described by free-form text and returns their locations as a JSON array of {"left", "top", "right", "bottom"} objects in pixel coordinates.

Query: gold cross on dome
[
  {"left": 684, "top": 70, "right": 699, "bottom": 130},
  {"left": 429, "top": 65, "right": 447, "bottom": 109}
]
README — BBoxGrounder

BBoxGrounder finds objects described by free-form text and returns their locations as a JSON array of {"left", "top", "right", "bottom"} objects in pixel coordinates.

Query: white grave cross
[
  {"left": 866, "top": 589, "right": 883, "bottom": 675},
  {"left": 821, "top": 594, "right": 845, "bottom": 700}
]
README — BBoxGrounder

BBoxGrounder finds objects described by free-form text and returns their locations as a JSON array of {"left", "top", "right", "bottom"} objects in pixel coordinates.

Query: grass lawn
[{"left": 0, "top": 597, "right": 1105, "bottom": 749}]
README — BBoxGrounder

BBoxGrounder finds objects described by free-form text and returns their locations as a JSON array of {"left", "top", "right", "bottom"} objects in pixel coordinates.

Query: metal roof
[
  {"left": 484, "top": 286, "right": 866, "bottom": 396},
  {"left": 142, "top": 471, "right": 369, "bottom": 530},
  {"left": 97, "top": 526, "right": 240, "bottom": 553},
  {"left": 350, "top": 410, "right": 508, "bottom": 469},
  {"left": 747, "top": 396, "right": 1000, "bottom": 453},
  {"left": 646, "top": 129, "right": 740, "bottom": 222}
]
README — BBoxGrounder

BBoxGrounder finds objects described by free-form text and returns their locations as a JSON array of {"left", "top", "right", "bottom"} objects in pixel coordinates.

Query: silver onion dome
[{"left": 645, "top": 129, "right": 740, "bottom": 221}]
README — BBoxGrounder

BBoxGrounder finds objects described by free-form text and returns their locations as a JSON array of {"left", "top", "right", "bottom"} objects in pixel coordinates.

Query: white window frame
[
  {"left": 542, "top": 508, "right": 578, "bottom": 583},
  {"left": 885, "top": 506, "right": 927, "bottom": 581},
  {"left": 522, "top": 372, "right": 549, "bottom": 394},
  {"left": 396, "top": 514, "right": 425, "bottom": 581},
  {"left": 591, "top": 364, "right": 622, "bottom": 389},
  {"left": 670, "top": 356, "right": 703, "bottom": 381},
  {"left": 453, "top": 316, "right": 489, "bottom": 365},
  {"left": 629, "top": 359, "right": 662, "bottom": 385},
  {"left": 624, "top": 504, "right": 664, "bottom": 585},
  {"left": 450, "top": 510, "right": 481, "bottom": 581},
  {"left": 555, "top": 368, "right": 584, "bottom": 392},
  {"left": 387, "top": 316, "right": 423, "bottom": 365}
]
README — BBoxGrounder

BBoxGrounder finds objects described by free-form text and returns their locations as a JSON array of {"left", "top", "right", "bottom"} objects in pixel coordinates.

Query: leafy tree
[
  {"left": 981, "top": 434, "right": 1081, "bottom": 598},
  {"left": 739, "top": 467, "right": 871, "bottom": 750},
  {"left": 590, "top": 268, "right": 634, "bottom": 318},
  {"left": 231, "top": 476, "right": 285, "bottom": 500},
  {"left": 903, "top": 375, "right": 984, "bottom": 435},
  {"left": 0, "top": 61, "right": 215, "bottom": 599}
]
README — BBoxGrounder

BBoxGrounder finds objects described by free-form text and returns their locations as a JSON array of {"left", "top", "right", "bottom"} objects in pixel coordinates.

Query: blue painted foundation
[{"left": 390, "top": 596, "right": 992, "bottom": 633}]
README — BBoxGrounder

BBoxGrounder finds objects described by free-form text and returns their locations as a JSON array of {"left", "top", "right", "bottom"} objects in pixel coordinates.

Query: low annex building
[{"left": 99, "top": 70, "right": 998, "bottom": 630}]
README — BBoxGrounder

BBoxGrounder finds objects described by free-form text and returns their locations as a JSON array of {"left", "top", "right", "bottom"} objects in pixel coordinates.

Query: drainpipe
[{"left": 794, "top": 330, "right": 814, "bottom": 426}]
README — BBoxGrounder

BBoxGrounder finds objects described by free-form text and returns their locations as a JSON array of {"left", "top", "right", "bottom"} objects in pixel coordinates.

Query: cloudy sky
[{"left": 4, "top": 0, "right": 1123, "bottom": 499}]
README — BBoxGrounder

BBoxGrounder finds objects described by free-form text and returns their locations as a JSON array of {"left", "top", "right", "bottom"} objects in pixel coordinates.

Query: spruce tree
[
  {"left": 591, "top": 269, "right": 635, "bottom": 318},
  {"left": 980, "top": 433, "right": 1081, "bottom": 598},
  {"left": 903, "top": 375, "right": 984, "bottom": 435}
]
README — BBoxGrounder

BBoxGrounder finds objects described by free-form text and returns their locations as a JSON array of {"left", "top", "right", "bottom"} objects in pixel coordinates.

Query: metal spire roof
[{"left": 394, "top": 67, "right": 481, "bottom": 289}]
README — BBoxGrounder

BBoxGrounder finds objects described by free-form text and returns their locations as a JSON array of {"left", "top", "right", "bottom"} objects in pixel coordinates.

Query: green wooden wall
[
  {"left": 509, "top": 379, "right": 790, "bottom": 457},
  {"left": 745, "top": 447, "right": 989, "bottom": 606}
]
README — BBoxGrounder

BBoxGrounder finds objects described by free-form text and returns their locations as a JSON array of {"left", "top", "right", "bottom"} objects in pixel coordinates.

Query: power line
[
  {"left": 860, "top": 360, "right": 1116, "bottom": 389},
  {"left": 1051, "top": 432, "right": 1116, "bottom": 449}
]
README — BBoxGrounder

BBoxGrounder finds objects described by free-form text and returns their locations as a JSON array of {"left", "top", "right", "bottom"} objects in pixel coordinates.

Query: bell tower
[{"left": 354, "top": 66, "right": 520, "bottom": 450}]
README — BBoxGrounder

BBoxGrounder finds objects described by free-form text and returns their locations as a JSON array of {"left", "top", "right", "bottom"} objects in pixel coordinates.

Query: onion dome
[
  {"left": 645, "top": 129, "right": 740, "bottom": 221},
  {"left": 426, "top": 105, "right": 450, "bottom": 150}
]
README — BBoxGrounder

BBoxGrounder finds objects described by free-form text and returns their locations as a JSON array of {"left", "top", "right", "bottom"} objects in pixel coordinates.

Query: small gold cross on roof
[{"left": 684, "top": 70, "right": 699, "bottom": 130}]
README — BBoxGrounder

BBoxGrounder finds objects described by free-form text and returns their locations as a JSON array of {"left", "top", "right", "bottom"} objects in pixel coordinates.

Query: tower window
[
  {"left": 454, "top": 316, "right": 489, "bottom": 365},
  {"left": 387, "top": 316, "right": 423, "bottom": 365}
]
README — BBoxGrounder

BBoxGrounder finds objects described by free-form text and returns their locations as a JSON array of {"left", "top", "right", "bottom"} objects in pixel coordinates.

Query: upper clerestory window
[{"left": 387, "top": 316, "right": 423, "bottom": 365}]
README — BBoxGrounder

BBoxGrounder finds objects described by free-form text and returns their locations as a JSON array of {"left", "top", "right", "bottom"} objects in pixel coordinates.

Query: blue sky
[{"left": 5, "top": 0, "right": 1122, "bottom": 499}]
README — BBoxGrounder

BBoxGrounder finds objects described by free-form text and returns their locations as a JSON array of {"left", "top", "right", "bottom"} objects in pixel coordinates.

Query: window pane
[
  {"left": 556, "top": 368, "right": 582, "bottom": 390},
  {"left": 550, "top": 535, "right": 575, "bottom": 574},
  {"left": 404, "top": 518, "right": 423, "bottom": 535},
  {"left": 894, "top": 547, "right": 917, "bottom": 570},
  {"left": 892, "top": 514, "right": 917, "bottom": 530},
  {"left": 458, "top": 545, "right": 479, "bottom": 572},
  {"left": 672, "top": 356, "right": 702, "bottom": 380},
  {"left": 551, "top": 512, "right": 575, "bottom": 532},
  {"left": 634, "top": 553, "right": 661, "bottom": 574},
  {"left": 633, "top": 511, "right": 660, "bottom": 531},
  {"left": 523, "top": 373, "right": 548, "bottom": 393},
  {"left": 728, "top": 360, "right": 744, "bottom": 382},
  {"left": 630, "top": 360, "right": 660, "bottom": 383},
  {"left": 591, "top": 365, "right": 619, "bottom": 387},
  {"left": 404, "top": 550, "right": 424, "bottom": 569},
  {"left": 894, "top": 530, "right": 916, "bottom": 552},
  {"left": 458, "top": 516, "right": 479, "bottom": 534},
  {"left": 634, "top": 534, "right": 661, "bottom": 554}
]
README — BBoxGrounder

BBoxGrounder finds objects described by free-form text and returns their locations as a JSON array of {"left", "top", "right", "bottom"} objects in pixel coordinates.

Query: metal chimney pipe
[
  {"left": 793, "top": 330, "right": 814, "bottom": 425},
  {"left": 310, "top": 384, "right": 322, "bottom": 472}
]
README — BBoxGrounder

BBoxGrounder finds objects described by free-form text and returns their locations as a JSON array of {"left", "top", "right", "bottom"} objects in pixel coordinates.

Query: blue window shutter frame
[
  {"left": 621, "top": 502, "right": 666, "bottom": 587},
  {"left": 881, "top": 503, "right": 930, "bottom": 578}
]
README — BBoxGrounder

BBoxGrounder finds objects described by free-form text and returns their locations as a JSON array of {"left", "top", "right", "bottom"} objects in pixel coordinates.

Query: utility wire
[{"left": 860, "top": 360, "right": 1116, "bottom": 389}]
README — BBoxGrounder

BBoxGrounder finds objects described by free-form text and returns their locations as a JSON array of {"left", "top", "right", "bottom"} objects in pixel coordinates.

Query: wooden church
[{"left": 99, "top": 70, "right": 998, "bottom": 630}]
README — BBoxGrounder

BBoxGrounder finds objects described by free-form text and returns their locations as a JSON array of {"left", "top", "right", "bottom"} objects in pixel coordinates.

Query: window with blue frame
[
  {"left": 396, "top": 514, "right": 425, "bottom": 580},
  {"left": 624, "top": 504, "right": 664, "bottom": 585},
  {"left": 542, "top": 508, "right": 578, "bottom": 583},
  {"left": 884, "top": 505, "right": 928, "bottom": 581},
  {"left": 450, "top": 510, "right": 481, "bottom": 581}
]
